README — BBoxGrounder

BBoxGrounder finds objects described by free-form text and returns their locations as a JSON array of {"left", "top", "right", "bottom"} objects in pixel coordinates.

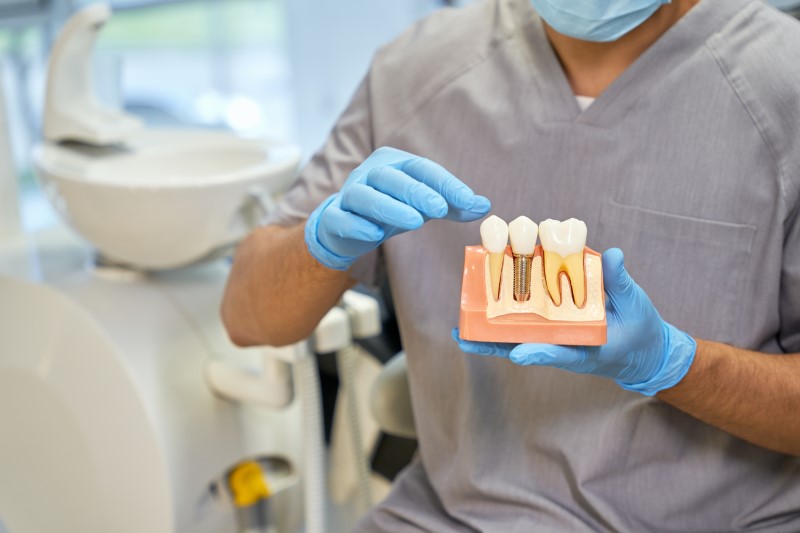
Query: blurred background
[
  {"left": 2, "top": 0, "right": 798, "bottom": 232},
  {"left": 0, "top": 0, "right": 475, "bottom": 231}
]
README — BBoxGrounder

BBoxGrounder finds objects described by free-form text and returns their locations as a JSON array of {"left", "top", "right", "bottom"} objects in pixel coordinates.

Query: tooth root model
[
  {"left": 539, "top": 218, "right": 588, "bottom": 308},
  {"left": 480, "top": 215, "right": 509, "bottom": 301},
  {"left": 508, "top": 216, "right": 538, "bottom": 302}
]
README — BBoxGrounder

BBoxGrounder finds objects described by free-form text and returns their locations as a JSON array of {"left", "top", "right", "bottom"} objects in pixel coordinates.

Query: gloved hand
[
  {"left": 453, "top": 248, "right": 697, "bottom": 396},
  {"left": 305, "top": 147, "right": 491, "bottom": 270}
]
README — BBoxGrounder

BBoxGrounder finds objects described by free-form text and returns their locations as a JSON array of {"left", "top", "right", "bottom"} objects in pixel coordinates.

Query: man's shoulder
[
  {"left": 709, "top": 2, "right": 800, "bottom": 184},
  {"left": 710, "top": 2, "right": 800, "bottom": 93},
  {"left": 368, "top": 0, "right": 522, "bottom": 137},
  {"left": 374, "top": 0, "right": 512, "bottom": 65}
]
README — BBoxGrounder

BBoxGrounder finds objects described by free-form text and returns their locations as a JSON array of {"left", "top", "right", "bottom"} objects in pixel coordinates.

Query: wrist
[
  {"left": 616, "top": 322, "right": 697, "bottom": 396},
  {"left": 304, "top": 194, "right": 355, "bottom": 271}
]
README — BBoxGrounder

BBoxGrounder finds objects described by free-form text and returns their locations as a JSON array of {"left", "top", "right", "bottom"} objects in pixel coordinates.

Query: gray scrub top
[{"left": 268, "top": 0, "right": 800, "bottom": 530}]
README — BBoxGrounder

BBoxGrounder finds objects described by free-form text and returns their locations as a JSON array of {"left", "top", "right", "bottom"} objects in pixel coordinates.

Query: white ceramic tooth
[
  {"left": 508, "top": 216, "right": 538, "bottom": 256},
  {"left": 480, "top": 215, "right": 509, "bottom": 253},
  {"left": 480, "top": 215, "right": 508, "bottom": 301},
  {"left": 539, "top": 218, "right": 588, "bottom": 307},
  {"left": 538, "top": 218, "right": 587, "bottom": 257}
]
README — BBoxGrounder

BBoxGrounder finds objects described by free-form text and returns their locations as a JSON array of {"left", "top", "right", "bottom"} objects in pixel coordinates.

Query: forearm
[
  {"left": 221, "top": 223, "right": 355, "bottom": 347},
  {"left": 658, "top": 339, "right": 800, "bottom": 456}
]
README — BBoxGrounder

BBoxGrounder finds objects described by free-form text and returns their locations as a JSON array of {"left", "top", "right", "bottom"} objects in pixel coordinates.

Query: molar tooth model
[
  {"left": 540, "top": 218, "right": 588, "bottom": 307},
  {"left": 460, "top": 216, "right": 607, "bottom": 345}
]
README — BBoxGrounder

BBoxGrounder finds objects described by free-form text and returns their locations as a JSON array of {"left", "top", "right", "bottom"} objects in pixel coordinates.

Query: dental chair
[{"left": 370, "top": 353, "right": 415, "bottom": 440}]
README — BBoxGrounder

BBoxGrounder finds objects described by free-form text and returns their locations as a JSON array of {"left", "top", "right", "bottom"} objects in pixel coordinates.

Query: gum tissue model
[{"left": 459, "top": 215, "right": 607, "bottom": 345}]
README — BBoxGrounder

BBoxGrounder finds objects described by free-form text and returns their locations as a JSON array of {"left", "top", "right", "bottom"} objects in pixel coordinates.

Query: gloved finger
[
  {"left": 365, "top": 166, "right": 448, "bottom": 218},
  {"left": 340, "top": 183, "right": 424, "bottom": 230},
  {"left": 362, "top": 146, "right": 418, "bottom": 168},
  {"left": 318, "top": 205, "right": 385, "bottom": 243},
  {"left": 444, "top": 197, "right": 492, "bottom": 222},
  {"left": 509, "top": 343, "right": 587, "bottom": 368},
  {"left": 451, "top": 328, "right": 516, "bottom": 358},
  {"left": 399, "top": 157, "right": 483, "bottom": 212}
]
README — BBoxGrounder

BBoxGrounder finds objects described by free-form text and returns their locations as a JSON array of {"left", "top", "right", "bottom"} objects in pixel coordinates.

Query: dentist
[{"left": 223, "top": 0, "right": 800, "bottom": 530}]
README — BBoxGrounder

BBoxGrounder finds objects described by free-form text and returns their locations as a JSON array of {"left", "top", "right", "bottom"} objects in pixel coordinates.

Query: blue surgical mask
[{"left": 530, "top": 0, "right": 672, "bottom": 42}]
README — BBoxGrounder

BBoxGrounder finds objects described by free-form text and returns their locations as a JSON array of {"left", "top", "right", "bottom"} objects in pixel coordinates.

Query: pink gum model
[{"left": 459, "top": 245, "right": 607, "bottom": 345}]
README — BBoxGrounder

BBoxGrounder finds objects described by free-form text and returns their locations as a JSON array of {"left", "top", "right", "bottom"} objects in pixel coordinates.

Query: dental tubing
[
  {"left": 300, "top": 349, "right": 326, "bottom": 533},
  {"left": 337, "top": 344, "right": 373, "bottom": 513}
]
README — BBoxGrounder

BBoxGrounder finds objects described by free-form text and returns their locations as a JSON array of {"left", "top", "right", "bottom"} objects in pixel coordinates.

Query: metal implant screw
[{"left": 513, "top": 253, "right": 532, "bottom": 302}]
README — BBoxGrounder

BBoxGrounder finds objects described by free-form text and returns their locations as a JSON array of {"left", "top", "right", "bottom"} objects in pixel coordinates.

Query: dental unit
[
  {"left": 0, "top": 4, "right": 351, "bottom": 533},
  {"left": 459, "top": 216, "right": 607, "bottom": 345}
]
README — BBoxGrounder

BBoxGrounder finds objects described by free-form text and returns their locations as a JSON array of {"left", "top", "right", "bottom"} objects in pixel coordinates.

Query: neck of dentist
[{"left": 544, "top": 0, "right": 701, "bottom": 98}]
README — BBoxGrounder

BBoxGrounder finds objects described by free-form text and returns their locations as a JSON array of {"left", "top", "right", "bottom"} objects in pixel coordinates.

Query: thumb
[{"left": 601, "top": 248, "right": 636, "bottom": 297}]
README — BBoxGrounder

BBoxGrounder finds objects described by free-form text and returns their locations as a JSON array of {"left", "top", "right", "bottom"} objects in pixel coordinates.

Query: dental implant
[{"left": 508, "top": 216, "right": 538, "bottom": 302}]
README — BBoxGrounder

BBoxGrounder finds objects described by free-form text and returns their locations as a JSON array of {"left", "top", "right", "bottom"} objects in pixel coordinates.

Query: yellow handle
[{"left": 229, "top": 460, "right": 271, "bottom": 507}]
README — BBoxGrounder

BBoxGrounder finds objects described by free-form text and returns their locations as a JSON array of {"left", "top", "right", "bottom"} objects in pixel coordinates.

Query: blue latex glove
[
  {"left": 305, "top": 147, "right": 491, "bottom": 270},
  {"left": 453, "top": 248, "right": 697, "bottom": 396}
]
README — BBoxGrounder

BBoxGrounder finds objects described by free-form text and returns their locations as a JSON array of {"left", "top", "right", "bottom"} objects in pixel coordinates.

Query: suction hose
[
  {"left": 336, "top": 344, "right": 373, "bottom": 513},
  {"left": 299, "top": 349, "right": 326, "bottom": 533}
]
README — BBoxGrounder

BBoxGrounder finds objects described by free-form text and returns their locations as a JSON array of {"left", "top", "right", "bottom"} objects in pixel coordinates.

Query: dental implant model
[
  {"left": 508, "top": 216, "right": 538, "bottom": 302},
  {"left": 459, "top": 215, "right": 606, "bottom": 345},
  {"left": 480, "top": 215, "right": 509, "bottom": 301}
]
